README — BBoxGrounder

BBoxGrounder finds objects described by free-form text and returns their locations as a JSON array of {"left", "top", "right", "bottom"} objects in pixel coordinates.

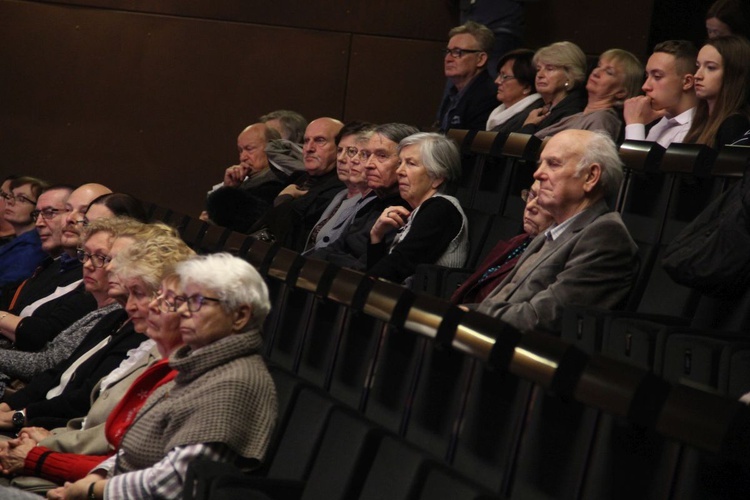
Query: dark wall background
[{"left": 1, "top": 0, "right": 694, "bottom": 215}]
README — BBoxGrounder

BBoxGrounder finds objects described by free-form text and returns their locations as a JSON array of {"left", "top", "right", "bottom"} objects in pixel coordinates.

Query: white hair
[
  {"left": 574, "top": 130, "right": 624, "bottom": 201},
  {"left": 176, "top": 253, "right": 270, "bottom": 330}
]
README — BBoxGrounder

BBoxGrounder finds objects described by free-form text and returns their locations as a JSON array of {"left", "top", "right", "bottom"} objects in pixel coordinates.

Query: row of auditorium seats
[{"left": 139, "top": 135, "right": 750, "bottom": 499}]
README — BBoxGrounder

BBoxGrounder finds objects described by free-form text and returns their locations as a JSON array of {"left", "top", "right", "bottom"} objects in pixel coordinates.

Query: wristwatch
[{"left": 11, "top": 409, "right": 26, "bottom": 430}]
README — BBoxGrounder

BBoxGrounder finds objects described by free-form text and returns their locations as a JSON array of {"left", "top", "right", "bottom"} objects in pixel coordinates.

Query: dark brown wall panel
[
  {"left": 525, "top": 0, "right": 652, "bottom": 59},
  {"left": 344, "top": 35, "right": 446, "bottom": 129},
  {"left": 37, "top": 0, "right": 458, "bottom": 40},
  {"left": 0, "top": 1, "right": 350, "bottom": 214}
]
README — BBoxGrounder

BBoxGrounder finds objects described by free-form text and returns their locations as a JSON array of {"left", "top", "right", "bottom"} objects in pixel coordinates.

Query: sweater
[{"left": 114, "top": 331, "right": 277, "bottom": 474}]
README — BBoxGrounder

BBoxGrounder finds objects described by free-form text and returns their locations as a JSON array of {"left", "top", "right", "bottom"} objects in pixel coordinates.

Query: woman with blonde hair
[{"left": 519, "top": 41, "right": 588, "bottom": 134}]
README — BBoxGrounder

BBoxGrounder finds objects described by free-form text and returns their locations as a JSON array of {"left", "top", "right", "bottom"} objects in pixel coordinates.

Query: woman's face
[
  {"left": 4, "top": 183, "right": 37, "bottom": 227},
  {"left": 585, "top": 56, "right": 626, "bottom": 101},
  {"left": 522, "top": 181, "right": 555, "bottom": 237},
  {"left": 694, "top": 44, "right": 724, "bottom": 106},
  {"left": 81, "top": 231, "right": 113, "bottom": 296},
  {"left": 0, "top": 180, "right": 11, "bottom": 222},
  {"left": 535, "top": 60, "right": 568, "bottom": 101},
  {"left": 706, "top": 17, "right": 732, "bottom": 39},
  {"left": 495, "top": 59, "right": 529, "bottom": 107},
  {"left": 396, "top": 144, "right": 443, "bottom": 209},
  {"left": 336, "top": 134, "right": 357, "bottom": 184},
  {"left": 122, "top": 277, "right": 154, "bottom": 333},
  {"left": 177, "top": 283, "right": 236, "bottom": 350},
  {"left": 105, "top": 237, "right": 136, "bottom": 303},
  {"left": 347, "top": 139, "right": 369, "bottom": 189},
  {"left": 146, "top": 278, "right": 183, "bottom": 356}
]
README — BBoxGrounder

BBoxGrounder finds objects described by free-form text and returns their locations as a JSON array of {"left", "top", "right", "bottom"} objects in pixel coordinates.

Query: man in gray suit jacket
[{"left": 474, "top": 129, "right": 638, "bottom": 334}]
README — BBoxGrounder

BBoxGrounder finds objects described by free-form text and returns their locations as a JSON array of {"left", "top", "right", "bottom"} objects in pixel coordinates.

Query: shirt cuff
[{"left": 624, "top": 124, "right": 646, "bottom": 141}]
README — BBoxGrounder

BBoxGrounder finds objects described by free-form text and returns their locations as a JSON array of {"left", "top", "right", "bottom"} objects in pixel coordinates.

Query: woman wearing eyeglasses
[
  {"left": 304, "top": 121, "right": 376, "bottom": 254},
  {"left": 0, "top": 175, "right": 19, "bottom": 248},
  {"left": 0, "top": 250, "right": 193, "bottom": 492},
  {"left": 47, "top": 253, "right": 276, "bottom": 500},
  {"left": 0, "top": 177, "right": 49, "bottom": 291},
  {"left": 0, "top": 222, "right": 192, "bottom": 436},
  {"left": 486, "top": 49, "right": 544, "bottom": 133}
]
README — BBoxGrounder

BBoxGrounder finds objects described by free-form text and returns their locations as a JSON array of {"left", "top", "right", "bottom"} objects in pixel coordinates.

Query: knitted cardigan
[{"left": 113, "top": 330, "right": 277, "bottom": 475}]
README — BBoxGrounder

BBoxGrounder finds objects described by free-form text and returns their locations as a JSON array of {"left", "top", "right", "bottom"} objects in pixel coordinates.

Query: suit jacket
[{"left": 476, "top": 200, "right": 638, "bottom": 334}]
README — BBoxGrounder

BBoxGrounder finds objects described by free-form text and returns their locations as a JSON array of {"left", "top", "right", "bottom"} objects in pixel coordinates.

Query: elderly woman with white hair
[
  {"left": 369, "top": 132, "right": 469, "bottom": 284},
  {"left": 49, "top": 253, "right": 277, "bottom": 500}
]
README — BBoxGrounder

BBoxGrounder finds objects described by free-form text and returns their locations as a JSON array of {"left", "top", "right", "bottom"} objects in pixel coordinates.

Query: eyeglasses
[
  {"left": 521, "top": 189, "right": 538, "bottom": 202},
  {"left": 31, "top": 208, "right": 66, "bottom": 220},
  {"left": 337, "top": 146, "right": 359, "bottom": 159},
  {"left": 304, "top": 136, "right": 328, "bottom": 147},
  {"left": 76, "top": 249, "right": 112, "bottom": 268},
  {"left": 443, "top": 48, "right": 483, "bottom": 58},
  {"left": 497, "top": 73, "right": 516, "bottom": 83},
  {"left": 2, "top": 192, "right": 37, "bottom": 205},
  {"left": 155, "top": 291, "right": 179, "bottom": 313},
  {"left": 173, "top": 294, "right": 221, "bottom": 313}
]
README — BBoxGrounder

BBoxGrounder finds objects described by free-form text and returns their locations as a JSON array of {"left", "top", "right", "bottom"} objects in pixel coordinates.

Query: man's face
[
  {"left": 364, "top": 133, "right": 401, "bottom": 193},
  {"left": 533, "top": 132, "right": 591, "bottom": 223},
  {"left": 237, "top": 126, "right": 270, "bottom": 175},
  {"left": 35, "top": 188, "right": 70, "bottom": 255},
  {"left": 61, "top": 185, "right": 110, "bottom": 251},
  {"left": 303, "top": 120, "right": 339, "bottom": 176},
  {"left": 444, "top": 34, "right": 485, "bottom": 82},
  {"left": 642, "top": 52, "right": 686, "bottom": 115}
]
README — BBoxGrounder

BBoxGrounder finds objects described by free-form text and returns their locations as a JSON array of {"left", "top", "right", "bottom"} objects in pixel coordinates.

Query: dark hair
[
  {"left": 259, "top": 110, "right": 309, "bottom": 143},
  {"left": 88, "top": 193, "right": 148, "bottom": 222},
  {"left": 1, "top": 174, "right": 19, "bottom": 185},
  {"left": 684, "top": 35, "right": 750, "bottom": 147},
  {"left": 9, "top": 176, "right": 49, "bottom": 201},
  {"left": 653, "top": 40, "right": 698, "bottom": 76},
  {"left": 335, "top": 121, "right": 376, "bottom": 144},
  {"left": 372, "top": 123, "right": 421, "bottom": 145},
  {"left": 706, "top": 0, "right": 750, "bottom": 38},
  {"left": 496, "top": 48, "right": 537, "bottom": 92}
]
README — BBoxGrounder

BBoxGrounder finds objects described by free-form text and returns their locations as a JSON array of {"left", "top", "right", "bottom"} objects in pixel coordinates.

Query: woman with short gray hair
[{"left": 369, "top": 132, "right": 468, "bottom": 284}]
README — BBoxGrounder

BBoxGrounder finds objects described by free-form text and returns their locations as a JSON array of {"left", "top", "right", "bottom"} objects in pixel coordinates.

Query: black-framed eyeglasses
[
  {"left": 497, "top": 73, "right": 516, "bottom": 83},
  {"left": 76, "top": 249, "right": 112, "bottom": 268},
  {"left": 337, "top": 146, "right": 359, "bottom": 159},
  {"left": 521, "top": 189, "right": 537, "bottom": 202},
  {"left": 443, "top": 48, "right": 483, "bottom": 58},
  {"left": 173, "top": 294, "right": 221, "bottom": 313},
  {"left": 32, "top": 208, "right": 66, "bottom": 220},
  {"left": 2, "top": 192, "right": 37, "bottom": 205}
]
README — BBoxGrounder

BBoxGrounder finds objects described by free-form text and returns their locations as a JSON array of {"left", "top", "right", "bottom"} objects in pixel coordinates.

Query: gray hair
[
  {"left": 533, "top": 41, "right": 588, "bottom": 90},
  {"left": 398, "top": 133, "right": 461, "bottom": 187},
  {"left": 574, "top": 131, "right": 624, "bottom": 201},
  {"left": 259, "top": 110, "right": 308, "bottom": 143},
  {"left": 372, "top": 123, "right": 420, "bottom": 146},
  {"left": 448, "top": 21, "right": 495, "bottom": 53},
  {"left": 176, "top": 253, "right": 271, "bottom": 330}
]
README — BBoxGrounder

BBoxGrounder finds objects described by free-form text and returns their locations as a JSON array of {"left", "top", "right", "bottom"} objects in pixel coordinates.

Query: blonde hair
[{"left": 533, "top": 41, "right": 588, "bottom": 90}]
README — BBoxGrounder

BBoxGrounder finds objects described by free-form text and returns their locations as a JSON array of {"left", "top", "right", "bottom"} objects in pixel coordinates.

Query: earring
[{"left": 564, "top": 81, "right": 570, "bottom": 88}]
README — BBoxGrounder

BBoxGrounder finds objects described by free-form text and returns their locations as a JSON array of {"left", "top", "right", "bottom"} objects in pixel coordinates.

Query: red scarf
[{"left": 105, "top": 359, "right": 177, "bottom": 449}]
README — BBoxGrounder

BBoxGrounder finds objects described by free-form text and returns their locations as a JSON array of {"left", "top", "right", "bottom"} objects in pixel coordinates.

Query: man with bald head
[
  {"left": 472, "top": 130, "right": 638, "bottom": 334},
  {"left": 0, "top": 183, "right": 111, "bottom": 350},
  {"left": 249, "top": 117, "right": 345, "bottom": 250}
]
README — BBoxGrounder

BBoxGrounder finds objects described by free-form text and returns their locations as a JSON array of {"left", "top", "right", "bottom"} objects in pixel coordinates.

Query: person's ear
[
  {"left": 477, "top": 51, "right": 489, "bottom": 69},
  {"left": 583, "top": 163, "right": 602, "bottom": 193},
  {"left": 682, "top": 73, "right": 695, "bottom": 92},
  {"left": 232, "top": 305, "right": 253, "bottom": 332}
]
